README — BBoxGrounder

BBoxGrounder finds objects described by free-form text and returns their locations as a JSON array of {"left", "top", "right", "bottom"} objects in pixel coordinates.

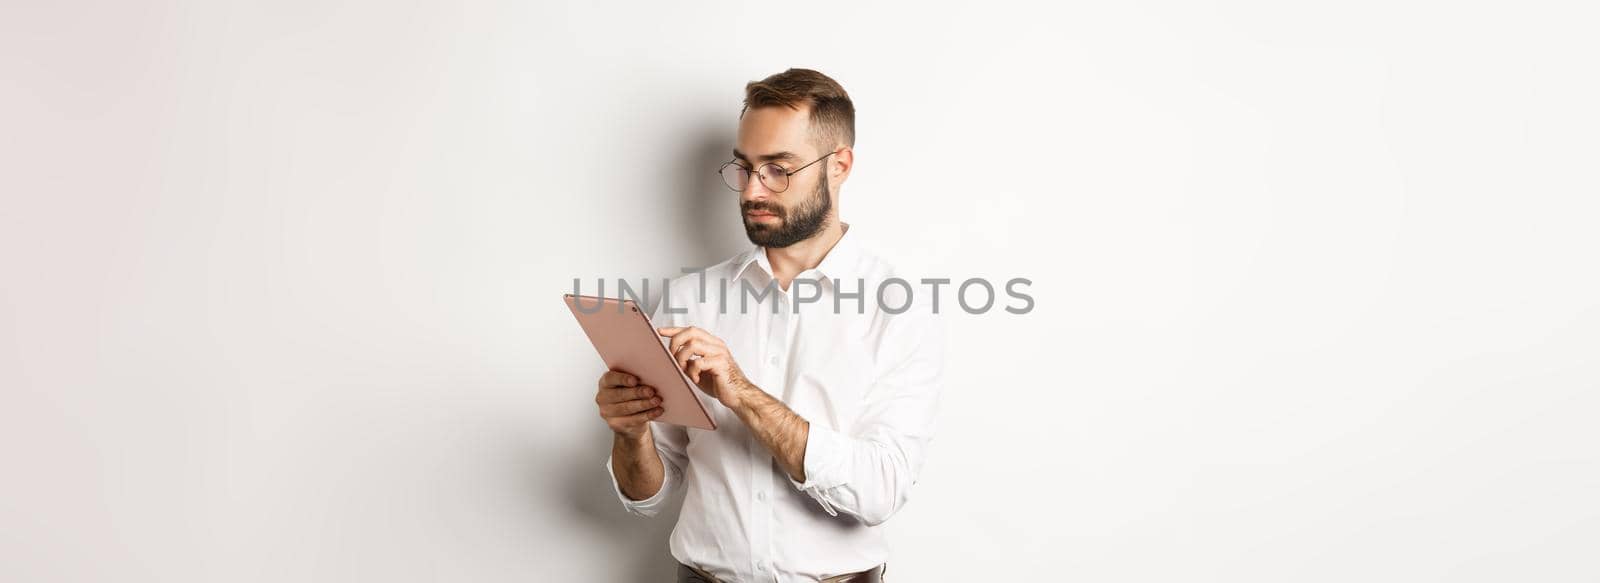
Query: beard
[{"left": 741, "top": 171, "right": 832, "bottom": 248}]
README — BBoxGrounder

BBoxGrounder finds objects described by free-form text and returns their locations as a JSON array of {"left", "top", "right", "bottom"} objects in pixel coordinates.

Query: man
[{"left": 594, "top": 68, "right": 945, "bottom": 583}]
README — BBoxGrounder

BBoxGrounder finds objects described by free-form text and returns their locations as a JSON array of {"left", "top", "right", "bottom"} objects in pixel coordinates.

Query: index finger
[
  {"left": 599, "top": 370, "right": 638, "bottom": 388},
  {"left": 664, "top": 326, "right": 717, "bottom": 358},
  {"left": 664, "top": 326, "right": 700, "bottom": 357},
  {"left": 598, "top": 384, "right": 656, "bottom": 404}
]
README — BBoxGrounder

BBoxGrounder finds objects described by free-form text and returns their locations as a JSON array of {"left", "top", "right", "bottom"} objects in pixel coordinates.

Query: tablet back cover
[{"left": 564, "top": 294, "right": 717, "bottom": 431}]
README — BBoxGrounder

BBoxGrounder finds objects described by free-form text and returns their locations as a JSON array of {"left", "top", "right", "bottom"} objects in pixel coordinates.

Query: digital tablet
[{"left": 563, "top": 294, "right": 717, "bottom": 430}]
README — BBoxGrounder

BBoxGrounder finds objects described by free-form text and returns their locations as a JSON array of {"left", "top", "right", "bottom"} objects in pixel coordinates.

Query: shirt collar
[{"left": 734, "top": 223, "right": 861, "bottom": 284}]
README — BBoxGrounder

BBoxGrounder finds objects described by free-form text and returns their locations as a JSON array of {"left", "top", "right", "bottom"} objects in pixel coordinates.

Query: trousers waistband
[{"left": 677, "top": 562, "right": 886, "bottom": 583}]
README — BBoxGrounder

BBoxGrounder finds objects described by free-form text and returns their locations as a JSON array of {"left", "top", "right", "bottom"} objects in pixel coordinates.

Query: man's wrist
[
  {"left": 724, "top": 379, "right": 762, "bottom": 413},
  {"left": 615, "top": 427, "right": 653, "bottom": 449}
]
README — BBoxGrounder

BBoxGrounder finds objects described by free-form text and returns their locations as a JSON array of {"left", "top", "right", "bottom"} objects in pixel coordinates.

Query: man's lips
[{"left": 745, "top": 211, "right": 778, "bottom": 220}]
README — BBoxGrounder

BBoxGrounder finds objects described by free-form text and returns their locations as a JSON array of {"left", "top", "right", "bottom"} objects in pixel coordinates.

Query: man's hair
[{"left": 741, "top": 68, "right": 855, "bottom": 152}]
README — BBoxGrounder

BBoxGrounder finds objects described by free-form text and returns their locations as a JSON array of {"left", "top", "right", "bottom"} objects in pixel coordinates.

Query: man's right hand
[{"left": 595, "top": 370, "right": 664, "bottom": 439}]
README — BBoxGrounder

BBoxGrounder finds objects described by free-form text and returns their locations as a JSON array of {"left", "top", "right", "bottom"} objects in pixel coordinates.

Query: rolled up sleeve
[
  {"left": 787, "top": 310, "right": 945, "bottom": 526},
  {"left": 606, "top": 421, "right": 690, "bottom": 518}
]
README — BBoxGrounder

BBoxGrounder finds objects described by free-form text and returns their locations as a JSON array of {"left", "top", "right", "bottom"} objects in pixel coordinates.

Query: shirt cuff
[
  {"left": 605, "top": 451, "right": 675, "bottom": 517},
  {"left": 786, "top": 423, "right": 853, "bottom": 515}
]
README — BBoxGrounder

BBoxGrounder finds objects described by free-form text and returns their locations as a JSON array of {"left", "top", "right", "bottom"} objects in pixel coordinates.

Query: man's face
[{"left": 733, "top": 106, "right": 834, "bottom": 248}]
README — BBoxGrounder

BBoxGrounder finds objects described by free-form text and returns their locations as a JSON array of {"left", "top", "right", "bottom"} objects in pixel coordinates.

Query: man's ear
[{"left": 831, "top": 146, "right": 854, "bottom": 185}]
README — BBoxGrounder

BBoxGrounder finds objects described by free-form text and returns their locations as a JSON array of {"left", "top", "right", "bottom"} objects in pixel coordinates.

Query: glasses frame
[{"left": 716, "top": 150, "right": 838, "bottom": 194}]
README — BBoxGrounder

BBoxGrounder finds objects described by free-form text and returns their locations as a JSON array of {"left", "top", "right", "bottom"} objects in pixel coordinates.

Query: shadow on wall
[
  {"left": 559, "top": 421, "right": 686, "bottom": 581},
  {"left": 558, "top": 116, "right": 744, "bottom": 581},
  {"left": 665, "top": 118, "right": 751, "bottom": 275}
]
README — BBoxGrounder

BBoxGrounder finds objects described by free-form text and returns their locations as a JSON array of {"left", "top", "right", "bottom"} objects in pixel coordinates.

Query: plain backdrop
[{"left": 3, "top": 1, "right": 1597, "bottom": 581}]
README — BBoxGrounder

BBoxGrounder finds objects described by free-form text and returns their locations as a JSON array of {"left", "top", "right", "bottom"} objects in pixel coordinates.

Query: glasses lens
[
  {"left": 758, "top": 164, "right": 789, "bottom": 193},
  {"left": 719, "top": 163, "right": 748, "bottom": 191}
]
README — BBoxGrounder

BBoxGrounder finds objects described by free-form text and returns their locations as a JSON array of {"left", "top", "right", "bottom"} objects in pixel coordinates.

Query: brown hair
[{"left": 741, "top": 68, "right": 856, "bottom": 151}]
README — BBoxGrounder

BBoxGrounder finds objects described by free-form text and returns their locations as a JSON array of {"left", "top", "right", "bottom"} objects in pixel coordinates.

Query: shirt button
[
  {"left": 756, "top": 491, "right": 767, "bottom": 502},
  {"left": 768, "top": 355, "right": 779, "bottom": 366}
]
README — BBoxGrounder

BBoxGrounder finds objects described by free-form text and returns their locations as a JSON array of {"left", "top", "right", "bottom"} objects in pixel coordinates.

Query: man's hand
[
  {"left": 594, "top": 370, "right": 664, "bottom": 439},
  {"left": 658, "top": 326, "right": 755, "bottom": 410}
]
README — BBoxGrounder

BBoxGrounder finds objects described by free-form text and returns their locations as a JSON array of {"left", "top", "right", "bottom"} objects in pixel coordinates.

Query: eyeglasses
[{"left": 717, "top": 151, "right": 837, "bottom": 194}]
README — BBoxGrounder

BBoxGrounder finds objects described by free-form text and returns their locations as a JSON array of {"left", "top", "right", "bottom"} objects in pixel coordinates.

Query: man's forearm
[
  {"left": 612, "top": 430, "right": 665, "bottom": 501},
  {"left": 730, "top": 384, "right": 811, "bottom": 483}
]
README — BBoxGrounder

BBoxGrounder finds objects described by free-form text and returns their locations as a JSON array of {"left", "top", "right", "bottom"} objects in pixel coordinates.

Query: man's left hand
[{"left": 658, "top": 326, "right": 755, "bottom": 410}]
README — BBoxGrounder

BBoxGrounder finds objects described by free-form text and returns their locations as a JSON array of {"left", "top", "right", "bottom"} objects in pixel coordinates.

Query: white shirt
[{"left": 604, "top": 225, "right": 946, "bottom": 582}]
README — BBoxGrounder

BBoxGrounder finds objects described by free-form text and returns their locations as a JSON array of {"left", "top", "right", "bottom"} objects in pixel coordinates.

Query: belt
[{"left": 677, "top": 562, "right": 886, "bottom": 583}]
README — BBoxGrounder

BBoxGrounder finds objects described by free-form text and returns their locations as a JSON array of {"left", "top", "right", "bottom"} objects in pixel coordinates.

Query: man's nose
[{"left": 740, "top": 178, "right": 772, "bottom": 203}]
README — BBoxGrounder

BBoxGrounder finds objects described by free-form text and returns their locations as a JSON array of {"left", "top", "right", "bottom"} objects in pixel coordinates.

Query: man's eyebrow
[{"left": 732, "top": 149, "right": 800, "bottom": 163}]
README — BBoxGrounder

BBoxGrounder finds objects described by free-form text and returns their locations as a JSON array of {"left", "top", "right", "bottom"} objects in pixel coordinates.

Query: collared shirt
[{"left": 603, "top": 224, "right": 946, "bottom": 582}]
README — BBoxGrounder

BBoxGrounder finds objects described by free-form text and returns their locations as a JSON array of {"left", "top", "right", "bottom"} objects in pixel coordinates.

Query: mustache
[{"left": 741, "top": 201, "right": 784, "bottom": 217}]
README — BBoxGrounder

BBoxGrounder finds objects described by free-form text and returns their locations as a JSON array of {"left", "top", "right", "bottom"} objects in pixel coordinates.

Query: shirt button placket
[{"left": 751, "top": 291, "right": 785, "bottom": 582}]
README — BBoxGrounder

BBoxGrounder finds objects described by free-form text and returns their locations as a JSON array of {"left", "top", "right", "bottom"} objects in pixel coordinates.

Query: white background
[{"left": 3, "top": 1, "right": 1597, "bottom": 581}]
